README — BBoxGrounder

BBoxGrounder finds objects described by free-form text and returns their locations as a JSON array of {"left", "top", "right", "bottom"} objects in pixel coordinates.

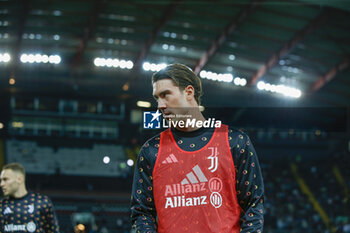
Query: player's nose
[{"left": 157, "top": 99, "right": 166, "bottom": 110}]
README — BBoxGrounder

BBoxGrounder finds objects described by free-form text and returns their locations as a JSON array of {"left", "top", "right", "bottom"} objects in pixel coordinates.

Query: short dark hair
[
  {"left": 152, "top": 63, "right": 203, "bottom": 105},
  {"left": 2, "top": 163, "right": 26, "bottom": 179}
]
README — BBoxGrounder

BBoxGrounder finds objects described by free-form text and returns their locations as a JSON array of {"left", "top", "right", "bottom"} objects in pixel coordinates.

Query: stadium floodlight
[
  {"left": 199, "top": 70, "right": 207, "bottom": 79},
  {"left": 106, "top": 58, "right": 113, "bottom": 67},
  {"left": 234, "top": 77, "right": 246, "bottom": 86},
  {"left": 112, "top": 59, "right": 119, "bottom": 68},
  {"left": 158, "top": 63, "right": 167, "bottom": 71},
  {"left": 42, "top": 55, "right": 49, "bottom": 63},
  {"left": 257, "top": 81, "right": 265, "bottom": 90},
  {"left": 0, "top": 53, "right": 11, "bottom": 63},
  {"left": 142, "top": 62, "right": 167, "bottom": 72},
  {"left": 21, "top": 53, "right": 61, "bottom": 64},
  {"left": 34, "top": 54, "right": 42, "bottom": 63},
  {"left": 94, "top": 57, "right": 103, "bottom": 66},
  {"left": 234, "top": 77, "right": 240, "bottom": 86},
  {"left": 229, "top": 54, "right": 235, "bottom": 61},
  {"left": 27, "top": 54, "right": 35, "bottom": 63},
  {"left": 48, "top": 55, "right": 61, "bottom": 64},
  {"left": 119, "top": 59, "right": 127, "bottom": 69},
  {"left": 150, "top": 63, "right": 157, "bottom": 71},
  {"left": 103, "top": 156, "right": 110, "bottom": 164},
  {"left": 200, "top": 70, "right": 233, "bottom": 83},
  {"left": 93, "top": 57, "right": 133, "bottom": 69},
  {"left": 240, "top": 78, "right": 247, "bottom": 86},
  {"left": 20, "top": 54, "right": 28, "bottom": 63},
  {"left": 224, "top": 74, "right": 233, "bottom": 82},
  {"left": 256, "top": 81, "right": 302, "bottom": 98},
  {"left": 127, "top": 159, "right": 134, "bottom": 167},
  {"left": 126, "top": 60, "right": 134, "bottom": 69},
  {"left": 143, "top": 62, "right": 151, "bottom": 71},
  {"left": 137, "top": 101, "right": 151, "bottom": 108}
]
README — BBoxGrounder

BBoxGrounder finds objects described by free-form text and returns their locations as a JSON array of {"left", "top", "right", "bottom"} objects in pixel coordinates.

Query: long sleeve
[
  {"left": 130, "top": 146, "right": 157, "bottom": 233},
  {"left": 0, "top": 201, "right": 3, "bottom": 232},
  {"left": 232, "top": 132, "right": 264, "bottom": 232},
  {"left": 42, "top": 196, "right": 60, "bottom": 233}
]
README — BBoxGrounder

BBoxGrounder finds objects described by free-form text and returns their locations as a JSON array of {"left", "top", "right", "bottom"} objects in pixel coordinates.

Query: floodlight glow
[
  {"left": 143, "top": 62, "right": 151, "bottom": 71},
  {"left": 127, "top": 159, "right": 134, "bottom": 167},
  {"left": 257, "top": 81, "right": 265, "bottom": 90},
  {"left": 162, "top": 44, "right": 169, "bottom": 50},
  {"left": 0, "top": 53, "right": 11, "bottom": 63},
  {"left": 119, "top": 59, "right": 127, "bottom": 69},
  {"left": 94, "top": 58, "right": 103, "bottom": 66},
  {"left": 34, "top": 54, "right": 42, "bottom": 63},
  {"left": 199, "top": 70, "right": 233, "bottom": 83},
  {"left": 137, "top": 101, "right": 151, "bottom": 108},
  {"left": 126, "top": 60, "right": 133, "bottom": 69},
  {"left": 20, "top": 54, "right": 28, "bottom": 63},
  {"left": 42, "top": 55, "right": 48, "bottom": 63},
  {"left": 234, "top": 77, "right": 240, "bottom": 85},
  {"left": 233, "top": 77, "right": 246, "bottom": 86},
  {"left": 224, "top": 74, "right": 233, "bottom": 82},
  {"left": 106, "top": 58, "right": 113, "bottom": 67},
  {"left": 256, "top": 81, "right": 302, "bottom": 98},
  {"left": 48, "top": 55, "right": 61, "bottom": 64},
  {"left": 159, "top": 63, "right": 167, "bottom": 70},
  {"left": 103, "top": 156, "right": 110, "bottom": 164},
  {"left": 150, "top": 63, "right": 157, "bottom": 71},
  {"left": 142, "top": 62, "right": 167, "bottom": 72},
  {"left": 93, "top": 57, "right": 133, "bottom": 69},
  {"left": 21, "top": 53, "right": 61, "bottom": 64},
  {"left": 229, "top": 54, "right": 235, "bottom": 61},
  {"left": 112, "top": 59, "right": 119, "bottom": 67},
  {"left": 199, "top": 70, "right": 207, "bottom": 78},
  {"left": 27, "top": 54, "right": 34, "bottom": 63}
]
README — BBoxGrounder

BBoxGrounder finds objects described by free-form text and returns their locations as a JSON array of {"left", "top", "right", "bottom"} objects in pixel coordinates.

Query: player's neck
[{"left": 13, "top": 186, "right": 28, "bottom": 198}]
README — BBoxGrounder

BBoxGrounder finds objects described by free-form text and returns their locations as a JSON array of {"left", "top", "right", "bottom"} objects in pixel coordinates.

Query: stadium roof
[{"left": 0, "top": 0, "right": 350, "bottom": 107}]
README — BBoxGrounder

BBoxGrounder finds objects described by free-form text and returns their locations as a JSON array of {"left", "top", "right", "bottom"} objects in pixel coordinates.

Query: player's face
[
  {"left": 153, "top": 79, "right": 191, "bottom": 119},
  {"left": 0, "top": 169, "right": 21, "bottom": 197}
]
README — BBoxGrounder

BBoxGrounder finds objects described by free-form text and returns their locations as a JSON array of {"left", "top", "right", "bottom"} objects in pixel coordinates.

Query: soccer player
[
  {"left": 131, "top": 63, "right": 264, "bottom": 233},
  {"left": 0, "top": 163, "right": 60, "bottom": 233}
]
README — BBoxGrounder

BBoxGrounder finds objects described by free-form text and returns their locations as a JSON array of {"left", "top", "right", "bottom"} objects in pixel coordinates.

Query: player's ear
[
  {"left": 184, "top": 85, "right": 194, "bottom": 101},
  {"left": 16, "top": 173, "right": 24, "bottom": 184}
]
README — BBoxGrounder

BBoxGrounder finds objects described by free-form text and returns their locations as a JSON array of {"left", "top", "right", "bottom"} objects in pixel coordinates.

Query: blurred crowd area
[
  {"left": 1, "top": 129, "right": 349, "bottom": 233},
  {"left": 263, "top": 150, "right": 350, "bottom": 233}
]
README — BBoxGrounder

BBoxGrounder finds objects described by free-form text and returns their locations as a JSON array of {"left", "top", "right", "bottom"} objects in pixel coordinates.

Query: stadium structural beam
[
  {"left": 131, "top": 0, "right": 180, "bottom": 80},
  {"left": 193, "top": 0, "right": 262, "bottom": 75},
  {"left": 11, "top": 0, "right": 31, "bottom": 77},
  {"left": 249, "top": 9, "right": 329, "bottom": 86},
  {"left": 72, "top": 0, "right": 103, "bottom": 68},
  {"left": 310, "top": 57, "right": 350, "bottom": 92}
]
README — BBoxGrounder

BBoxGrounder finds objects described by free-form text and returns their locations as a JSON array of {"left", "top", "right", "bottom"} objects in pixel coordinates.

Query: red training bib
[{"left": 153, "top": 125, "right": 241, "bottom": 233}]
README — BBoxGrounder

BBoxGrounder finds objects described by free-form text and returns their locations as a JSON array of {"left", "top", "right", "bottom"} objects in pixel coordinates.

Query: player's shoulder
[
  {"left": 227, "top": 126, "right": 248, "bottom": 138},
  {"left": 227, "top": 126, "right": 251, "bottom": 144},
  {"left": 140, "top": 132, "right": 162, "bottom": 154},
  {"left": 29, "top": 192, "right": 51, "bottom": 202}
]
